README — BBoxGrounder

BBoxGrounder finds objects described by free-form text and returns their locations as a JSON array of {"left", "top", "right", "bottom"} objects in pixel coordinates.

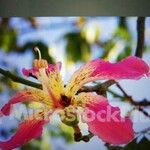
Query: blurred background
[{"left": 0, "top": 17, "right": 150, "bottom": 150}]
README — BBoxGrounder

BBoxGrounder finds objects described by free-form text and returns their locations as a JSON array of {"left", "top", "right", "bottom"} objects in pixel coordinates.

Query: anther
[
  {"left": 34, "top": 47, "right": 42, "bottom": 60},
  {"left": 33, "top": 47, "right": 48, "bottom": 69}
]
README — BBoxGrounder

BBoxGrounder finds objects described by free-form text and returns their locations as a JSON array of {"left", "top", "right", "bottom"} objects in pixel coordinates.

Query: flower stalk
[{"left": 73, "top": 125, "right": 94, "bottom": 142}]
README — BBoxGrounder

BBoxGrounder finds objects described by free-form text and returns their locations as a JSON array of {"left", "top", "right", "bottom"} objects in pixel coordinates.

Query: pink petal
[
  {"left": 22, "top": 62, "right": 62, "bottom": 78},
  {"left": 0, "top": 118, "right": 46, "bottom": 150},
  {"left": 80, "top": 94, "right": 134, "bottom": 144},
  {"left": 1, "top": 89, "right": 51, "bottom": 116},
  {"left": 22, "top": 68, "right": 38, "bottom": 77},
  {"left": 91, "top": 56, "right": 149, "bottom": 79},
  {"left": 46, "top": 62, "right": 62, "bottom": 73},
  {"left": 0, "top": 111, "right": 3, "bottom": 117},
  {"left": 65, "top": 56, "right": 149, "bottom": 96},
  {"left": 147, "top": 70, "right": 150, "bottom": 77}
]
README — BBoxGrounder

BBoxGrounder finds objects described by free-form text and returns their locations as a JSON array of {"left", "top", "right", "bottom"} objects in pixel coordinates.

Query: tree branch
[
  {"left": 0, "top": 67, "right": 116, "bottom": 93},
  {"left": 116, "top": 83, "right": 150, "bottom": 118},
  {"left": 73, "top": 125, "right": 94, "bottom": 142},
  {"left": 0, "top": 68, "right": 42, "bottom": 89},
  {"left": 135, "top": 126, "right": 150, "bottom": 134},
  {"left": 78, "top": 80, "right": 116, "bottom": 96},
  {"left": 135, "top": 17, "right": 146, "bottom": 58},
  {"left": 116, "top": 83, "right": 150, "bottom": 106}
]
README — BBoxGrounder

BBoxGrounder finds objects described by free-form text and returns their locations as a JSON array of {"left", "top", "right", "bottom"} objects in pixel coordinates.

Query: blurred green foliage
[
  {"left": 100, "top": 17, "right": 132, "bottom": 61},
  {"left": 0, "top": 18, "right": 53, "bottom": 63},
  {"left": 20, "top": 41, "right": 54, "bottom": 63},
  {"left": 65, "top": 32, "right": 91, "bottom": 63},
  {"left": 0, "top": 18, "right": 17, "bottom": 52},
  {"left": 50, "top": 124, "right": 74, "bottom": 143},
  {"left": 0, "top": 17, "right": 53, "bottom": 94}
]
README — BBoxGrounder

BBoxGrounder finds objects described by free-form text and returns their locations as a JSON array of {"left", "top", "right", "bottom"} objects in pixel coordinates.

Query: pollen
[{"left": 33, "top": 59, "right": 48, "bottom": 69}]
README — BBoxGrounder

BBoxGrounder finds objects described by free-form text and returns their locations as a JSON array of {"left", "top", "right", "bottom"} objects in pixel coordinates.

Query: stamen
[
  {"left": 33, "top": 47, "right": 48, "bottom": 69},
  {"left": 34, "top": 47, "right": 42, "bottom": 60}
]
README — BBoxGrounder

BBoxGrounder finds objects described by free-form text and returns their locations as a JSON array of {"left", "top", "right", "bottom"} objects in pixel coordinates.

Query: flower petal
[
  {"left": 1, "top": 89, "right": 52, "bottom": 116},
  {"left": 0, "top": 118, "right": 46, "bottom": 150},
  {"left": 45, "top": 62, "right": 64, "bottom": 101},
  {"left": 65, "top": 56, "right": 149, "bottom": 97},
  {"left": 22, "top": 68, "right": 38, "bottom": 77},
  {"left": 22, "top": 62, "right": 64, "bottom": 106},
  {"left": 22, "top": 62, "right": 62, "bottom": 78},
  {"left": 76, "top": 93, "right": 134, "bottom": 144}
]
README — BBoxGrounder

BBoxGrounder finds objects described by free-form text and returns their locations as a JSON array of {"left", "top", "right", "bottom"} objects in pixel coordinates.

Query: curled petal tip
[
  {"left": 0, "top": 111, "right": 3, "bottom": 117},
  {"left": 22, "top": 68, "right": 38, "bottom": 78},
  {"left": 0, "top": 119, "right": 46, "bottom": 150},
  {"left": 1, "top": 103, "right": 11, "bottom": 116},
  {"left": 0, "top": 89, "right": 51, "bottom": 117},
  {"left": 22, "top": 68, "right": 30, "bottom": 77}
]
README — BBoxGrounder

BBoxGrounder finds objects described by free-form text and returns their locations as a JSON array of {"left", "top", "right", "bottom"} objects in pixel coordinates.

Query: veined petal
[
  {"left": 73, "top": 92, "right": 104, "bottom": 107},
  {"left": 46, "top": 62, "right": 64, "bottom": 101},
  {"left": 65, "top": 56, "right": 149, "bottom": 97},
  {"left": 1, "top": 89, "right": 52, "bottom": 116},
  {"left": 23, "top": 62, "right": 64, "bottom": 106},
  {"left": 0, "top": 117, "right": 46, "bottom": 150},
  {"left": 76, "top": 93, "right": 134, "bottom": 144}
]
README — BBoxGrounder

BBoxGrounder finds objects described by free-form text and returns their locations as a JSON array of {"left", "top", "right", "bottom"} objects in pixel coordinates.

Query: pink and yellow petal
[
  {"left": 24, "top": 61, "right": 64, "bottom": 105},
  {"left": 1, "top": 89, "right": 52, "bottom": 116},
  {"left": 0, "top": 117, "right": 46, "bottom": 150},
  {"left": 46, "top": 62, "right": 62, "bottom": 74},
  {"left": 39, "top": 62, "right": 64, "bottom": 105},
  {"left": 47, "top": 62, "right": 64, "bottom": 99},
  {"left": 22, "top": 68, "right": 38, "bottom": 77},
  {"left": 46, "top": 67, "right": 64, "bottom": 101},
  {"left": 22, "top": 62, "right": 62, "bottom": 78},
  {"left": 22, "top": 61, "right": 64, "bottom": 105},
  {"left": 73, "top": 92, "right": 105, "bottom": 107},
  {"left": 76, "top": 93, "right": 134, "bottom": 144},
  {"left": 65, "top": 56, "right": 149, "bottom": 97}
]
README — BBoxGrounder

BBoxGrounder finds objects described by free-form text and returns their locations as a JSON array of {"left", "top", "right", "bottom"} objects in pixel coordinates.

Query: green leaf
[
  {"left": 114, "top": 17, "right": 132, "bottom": 42},
  {"left": 0, "top": 27, "right": 17, "bottom": 52},
  {"left": 101, "top": 40, "right": 116, "bottom": 59},
  {"left": 117, "top": 46, "right": 132, "bottom": 61},
  {"left": 114, "top": 27, "right": 131, "bottom": 42},
  {"left": 59, "top": 123, "right": 74, "bottom": 143},
  {"left": 65, "top": 32, "right": 91, "bottom": 63}
]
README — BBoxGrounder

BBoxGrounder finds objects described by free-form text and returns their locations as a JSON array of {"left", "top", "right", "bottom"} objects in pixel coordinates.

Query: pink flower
[{"left": 0, "top": 55, "right": 149, "bottom": 149}]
